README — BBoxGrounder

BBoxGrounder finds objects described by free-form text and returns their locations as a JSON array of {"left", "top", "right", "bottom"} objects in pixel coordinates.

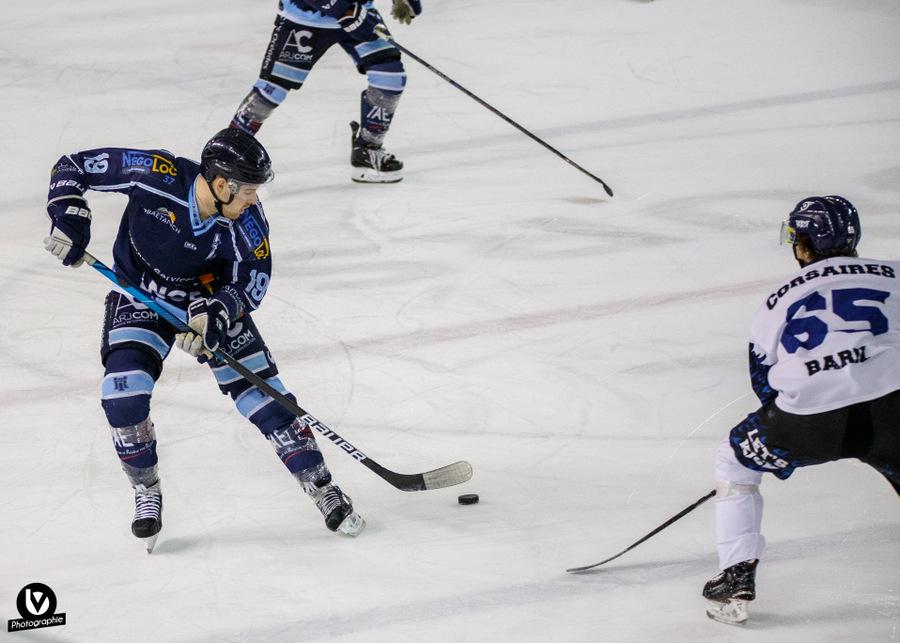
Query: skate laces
[
  {"left": 134, "top": 483, "right": 162, "bottom": 520},
  {"left": 314, "top": 483, "right": 348, "bottom": 517},
  {"left": 366, "top": 147, "right": 396, "bottom": 169}
]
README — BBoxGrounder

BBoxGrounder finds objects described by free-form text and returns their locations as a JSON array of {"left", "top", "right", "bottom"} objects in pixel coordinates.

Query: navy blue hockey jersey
[{"left": 47, "top": 148, "right": 272, "bottom": 321}]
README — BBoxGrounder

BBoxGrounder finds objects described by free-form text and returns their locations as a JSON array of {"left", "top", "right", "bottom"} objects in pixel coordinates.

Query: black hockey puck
[{"left": 458, "top": 494, "right": 479, "bottom": 505}]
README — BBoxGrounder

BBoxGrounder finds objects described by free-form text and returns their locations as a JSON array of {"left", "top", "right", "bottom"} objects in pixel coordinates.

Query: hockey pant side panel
[
  {"left": 733, "top": 395, "right": 900, "bottom": 485},
  {"left": 714, "top": 438, "right": 765, "bottom": 570},
  {"left": 857, "top": 388, "right": 900, "bottom": 493},
  {"left": 208, "top": 314, "right": 324, "bottom": 477}
]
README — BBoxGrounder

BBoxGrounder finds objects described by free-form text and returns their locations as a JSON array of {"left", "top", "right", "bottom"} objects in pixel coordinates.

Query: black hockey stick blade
[
  {"left": 566, "top": 489, "right": 717, "bottom": 573},
  {"left": 85, "top": 253, "right": 474, "bottom": 492},
  {"left": 301, "top": 412, "right": 473, "bottom": 491}
]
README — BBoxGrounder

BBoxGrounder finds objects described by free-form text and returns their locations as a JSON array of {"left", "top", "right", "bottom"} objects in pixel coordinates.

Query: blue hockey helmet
[
  {"left": 780, "top": 195, "right": 860, "bottom": 256},
  {"left": 201, "top": 128, "right": 274, "bottom": 186}
]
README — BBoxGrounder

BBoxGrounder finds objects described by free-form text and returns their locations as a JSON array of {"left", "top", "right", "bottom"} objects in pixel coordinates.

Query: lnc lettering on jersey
[
  {"left": 767, "top": 263, "right": 896, "bottom": 309},
  {"left": 805, "top": 346, "right": 868, "bottom": 376},
  {"left": 140, "top": 275, "right": 203, "bottom": 303},
  {"left": 121, "top": 152, "right": 178, "bottom": 177}
]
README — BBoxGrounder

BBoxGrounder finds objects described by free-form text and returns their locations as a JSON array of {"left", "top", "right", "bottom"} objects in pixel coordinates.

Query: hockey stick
[
  {"left": 566, "top": 489, "right": 717, "bottom": 573},
  {"left": 388, "top": 38, "right": 615, "bottom": 197},
  {"left": 83, "top": 252, "right": 473, "bottom": 492}
]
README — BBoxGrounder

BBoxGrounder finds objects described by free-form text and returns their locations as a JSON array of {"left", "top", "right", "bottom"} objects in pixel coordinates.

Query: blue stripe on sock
[
  {"left": 254, "top": 79, "right": 288, "bottom": 104},
  {"left": 366, "top": 71, "right": 406, "bottom": 91},
  {"left": 102, "top": 370, "right": 155, "bottom": 400}
]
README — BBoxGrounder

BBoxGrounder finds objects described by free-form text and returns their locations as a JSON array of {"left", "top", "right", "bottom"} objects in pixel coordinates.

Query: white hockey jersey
[{"left": 750, "top": 256, "right": 900, "bottom": 414}]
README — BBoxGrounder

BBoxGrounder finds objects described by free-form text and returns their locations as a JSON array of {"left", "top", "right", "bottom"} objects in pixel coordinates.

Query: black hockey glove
[
  {"left": 44, "top": 197, "right": 92, "bottom": 267},
  {"left": 186, "top": 297, "right": 230, "bottom": 354},
  {"left": 337, "top": 4, "right": 385, "bottom": 42},
  {"left": 391, "top": 0, "right": 421, "bottom": 25}
]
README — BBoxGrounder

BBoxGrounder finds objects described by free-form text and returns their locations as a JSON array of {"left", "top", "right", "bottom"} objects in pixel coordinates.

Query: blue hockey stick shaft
[{"left": 83, "top": 252, "right": 472, "bottom": 491}]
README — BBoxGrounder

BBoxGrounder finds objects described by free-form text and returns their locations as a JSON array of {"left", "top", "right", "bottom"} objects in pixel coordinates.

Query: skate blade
[
  {"left": 337, "top": 512, "right": 366, "bottom": 537},
  {"left": 141, "top": 533, "right": 160, "bottom": 554},
  {"left": 706, "top": 599, "right": 748, "bottom": 625},
  {"left": 351, "top": 167, "right": 403, "bottom": 184}
]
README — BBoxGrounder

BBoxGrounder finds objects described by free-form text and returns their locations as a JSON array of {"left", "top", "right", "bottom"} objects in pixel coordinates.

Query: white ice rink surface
[{"left": 2, "top": 1, "right": 899, "bottom": 640}]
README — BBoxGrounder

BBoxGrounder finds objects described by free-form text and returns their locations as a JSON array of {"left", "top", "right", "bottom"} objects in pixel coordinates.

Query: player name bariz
[
  {"left": 805, "top": 346, "right": 868, "bottom": 377},
  {"left": 766, "top": 262, "right": 896, "bottom": 309}
]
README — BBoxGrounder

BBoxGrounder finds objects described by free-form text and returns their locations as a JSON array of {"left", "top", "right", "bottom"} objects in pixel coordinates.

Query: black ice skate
[
  {"left": 132, "top": 480, "right": 163, "bottom": 553},
  {"left": 350, "top": 121, "right": 403, "bottom": 184},
  {"left": 703, "top": 559, "right": 757, "bottom": 625},
  {"left": 305, "top": 478, "right": 366, "bottom": 536}
]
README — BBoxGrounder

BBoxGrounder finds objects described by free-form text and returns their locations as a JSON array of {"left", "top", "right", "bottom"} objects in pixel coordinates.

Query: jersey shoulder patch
[{"left": 236, "top": 207, "right": 270, "bottom": 260}]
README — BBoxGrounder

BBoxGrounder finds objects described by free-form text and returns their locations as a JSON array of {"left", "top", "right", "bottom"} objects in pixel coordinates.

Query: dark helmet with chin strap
[
  {"left": 201, "top": 128, "right": 273, "bottom": 208},
  {"left": 782, "top": 195, "right": 860, "bottom": 258}
]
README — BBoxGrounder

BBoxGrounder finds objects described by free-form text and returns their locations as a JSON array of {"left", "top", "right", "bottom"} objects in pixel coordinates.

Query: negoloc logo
[{"left": 8, "top": 583, "right": 66, "bottom": 632}]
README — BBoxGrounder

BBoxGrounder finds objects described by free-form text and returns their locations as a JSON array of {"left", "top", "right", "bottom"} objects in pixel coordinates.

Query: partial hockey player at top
[{"left": 230, "top": 0, "right": 423, "bottom": 184}]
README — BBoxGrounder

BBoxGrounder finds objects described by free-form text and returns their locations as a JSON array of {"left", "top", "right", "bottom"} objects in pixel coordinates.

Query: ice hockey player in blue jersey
[
  {"left": 230, "top": 0, "right": 422, "bottom": 183},
  {"left": 44, "top": 129, "right": 365, "bottom": 552},
  {"left": 703, "top": 196, "right": 900, "bottom": 625}
]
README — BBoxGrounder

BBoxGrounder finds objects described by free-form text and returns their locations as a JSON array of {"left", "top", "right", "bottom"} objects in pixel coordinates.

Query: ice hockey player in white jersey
[{"left": 703, "top": 195, "right": 900, "bottom": 625}]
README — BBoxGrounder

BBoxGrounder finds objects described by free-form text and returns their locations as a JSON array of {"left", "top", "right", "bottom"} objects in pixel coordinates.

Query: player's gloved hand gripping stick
[{"left": 83, "top": 251, "right": 473, "bottom": 492}]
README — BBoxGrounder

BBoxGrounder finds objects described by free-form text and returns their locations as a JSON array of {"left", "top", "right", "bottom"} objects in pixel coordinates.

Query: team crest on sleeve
[{"left": 84, "top": 153, "right": 110, "bottom": 174}]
